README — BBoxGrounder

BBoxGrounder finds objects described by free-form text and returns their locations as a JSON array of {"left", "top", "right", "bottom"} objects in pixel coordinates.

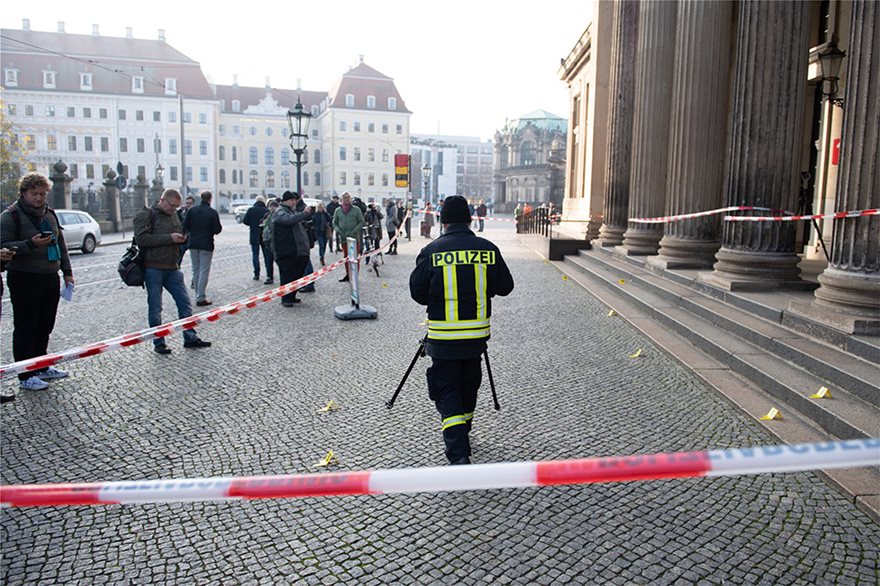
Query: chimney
[
  {"left": 22, "top": 19, "right": 30, "bottom": 31},
  {"left": 296, "top": 78, "right": 302, "bottom": 91},
  {"left": 158, "top": 29, "right": 165, "bottom": 41},
  {"left": 57, "top": 21, "right": 65, "bottom": 33},
  {"left": 265, "top": 76, "right": 271, "bottom": 89},
  {"left": 92, "top": 24, "right": 100, "bottom": 36},
  {"left": 233, "top": 74, "right": 238, "bottom": 86},
  {"left": 359, "top": 54, "right": 364, "bottom": 64},
  {"left": 126, "top": 27, "right": 133, "bottom": 38}
]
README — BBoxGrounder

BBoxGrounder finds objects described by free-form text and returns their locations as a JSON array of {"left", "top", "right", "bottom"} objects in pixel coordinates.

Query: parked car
[
  {"left": 234, "top": 204, "right": 251, "bottom": 223},
  {"left": 55, "top": 209, "right": 102, "bottom": 253}
]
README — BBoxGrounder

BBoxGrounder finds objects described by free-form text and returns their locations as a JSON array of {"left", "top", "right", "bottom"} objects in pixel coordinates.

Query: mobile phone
[{"left": 41, "top": 230, "right": 54, "bottom": 238}]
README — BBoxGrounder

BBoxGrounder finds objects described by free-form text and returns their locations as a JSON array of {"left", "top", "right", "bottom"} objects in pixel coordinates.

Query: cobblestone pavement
[{"left": 2, "top": 217, "right": 878, "bottom": 585}]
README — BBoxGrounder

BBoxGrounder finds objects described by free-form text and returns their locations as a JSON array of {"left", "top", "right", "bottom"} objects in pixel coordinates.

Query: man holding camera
[
  {"left": 271, "top": 191, "right": 313, "bottom": 306},
  {"left": 409, "top": 195, "right": 514, "bottom": 465}
]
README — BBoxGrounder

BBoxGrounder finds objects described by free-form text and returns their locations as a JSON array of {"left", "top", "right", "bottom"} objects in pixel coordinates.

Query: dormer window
[
  {"left": 345, "top": 94, "right": 354, "bottom": 107},
  {"left": 388, "top": 97, "right": 397, "bottom": 110},
  {"left": 80, "top": 72, "right": 93, "bottom": 90},
  {"left": 4, "top": 69, "right": 19, "bottom": 87},
  {"left": 164, "top": 78, "right": 177, "bottom": 96},
  {"left": 43, "top": 71, "right": 56, "bottom": 89},
  {"left": 232, "top": 100, "right": 240, "bottom": 113},
  {"left": 367, "top": 95, "right": 376, "bottom": 109},
  {"left": 132, "top": 76, "right": 144, "bottom": 93},
  {"left": 311, "top": 105, "right": 319, "bottom": 117}
]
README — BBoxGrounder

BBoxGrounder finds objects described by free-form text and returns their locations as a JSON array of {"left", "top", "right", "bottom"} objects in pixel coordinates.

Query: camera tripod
[{"left": 385, "top": 336, "right": 500, "bottom": 411}]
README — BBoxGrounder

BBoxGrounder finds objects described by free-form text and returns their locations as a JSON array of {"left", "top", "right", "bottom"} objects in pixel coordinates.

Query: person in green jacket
[{"left": 331, "top": 191, "right": 365, "bottom": 282}]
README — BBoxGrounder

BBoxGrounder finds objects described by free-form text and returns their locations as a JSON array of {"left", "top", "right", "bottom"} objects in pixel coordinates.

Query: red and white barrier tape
[
  {"left": 724, "top": 208, "right": 879, "bottom": 222},
  {"left": 629, "top": 206, "right": 795, "bottom": 224},
  {"left": 1, "top": 438, "right": 875, "bottom": 507}
]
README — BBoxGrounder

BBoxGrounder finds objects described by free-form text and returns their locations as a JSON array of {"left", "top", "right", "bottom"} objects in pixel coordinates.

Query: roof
[
  {"left": 512, "top": 110, "right": 568, "bottom": 132},
  {"left": 1, "top": 28, "right": 214, "bottom": 98},
  {"left": 212, "top": 85, "right": 327, "bottom": 114},
  {"left": 326, "top": 61, "right": 410, "bottom": 113}
]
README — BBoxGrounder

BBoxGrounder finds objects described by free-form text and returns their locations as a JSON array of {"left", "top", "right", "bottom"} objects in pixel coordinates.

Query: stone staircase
[{"left": 553, "top": 245, "right": 880, "bottom": 521}]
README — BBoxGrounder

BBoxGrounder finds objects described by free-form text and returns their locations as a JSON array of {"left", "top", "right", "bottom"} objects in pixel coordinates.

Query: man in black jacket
[
  {"left": 326, "top": 194, "right": 341, "bottom": 252},
  {"left": 409, "top": 195, "right": 514, "bottom": 465},
  {"left": 242, "top": 196, "right": 270, "bottom": 282},
  {"left": 271, "top": 191, "right": 312, "bottom": 307},
  {"left": 183, "top": 191, "right": 222, "bottom": 306}
]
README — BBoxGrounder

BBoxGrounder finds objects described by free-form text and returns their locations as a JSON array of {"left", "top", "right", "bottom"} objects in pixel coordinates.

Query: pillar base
[
  {"left": 616, "top": 226, "right": 662, "bottom": 256},
  {"left": 650, "top": 236, "right": 720, "bottom": 269},
  {"left": 597, "top": 224, "right": 625, "bottom": 247},
  {"left": 813, "top": 268, "right": 880, "bottom": 315},
  {"left": 699, "top": 248, "right": 815, "bottom": 292},
  {"left": 787, "top": 299, "right": 879, "bottom": 336}
]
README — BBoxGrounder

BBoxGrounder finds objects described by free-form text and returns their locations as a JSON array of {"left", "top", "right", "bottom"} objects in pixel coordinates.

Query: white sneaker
[
  {"left": 37, "top": 367, "right": 69, "bottom": 381},
  {"left": 20, "top": 376, "right": 49, "bottom": 391}
]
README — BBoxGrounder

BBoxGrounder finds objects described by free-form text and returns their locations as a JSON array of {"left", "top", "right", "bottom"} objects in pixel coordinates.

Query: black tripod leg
[
  {"left": 386, "top": 339, "right": 426, "bottom": 409},
  {"left": 483, "top": 350, "right": 501, "bottom": 411},
  {"left": 813, "top": 219, "right": 831, "bottom": 261}
]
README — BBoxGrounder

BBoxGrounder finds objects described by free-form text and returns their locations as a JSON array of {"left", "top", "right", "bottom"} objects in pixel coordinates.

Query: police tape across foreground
[{"left": 1, "top": 439, "right": 876, "bottom": 508}]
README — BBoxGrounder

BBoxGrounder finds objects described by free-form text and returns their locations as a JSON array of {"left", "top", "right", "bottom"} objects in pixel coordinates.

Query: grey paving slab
[{"left": 2, "top": 219, "right": 878, "bottom": 584}]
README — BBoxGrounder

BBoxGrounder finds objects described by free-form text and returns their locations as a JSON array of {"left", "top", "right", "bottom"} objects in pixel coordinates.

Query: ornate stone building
[
  {"left": 557, "top": 0, "right": 878, "bottom": 335},
  {"left": 493, "top": 110, "right": 567, "bottom": 213}
]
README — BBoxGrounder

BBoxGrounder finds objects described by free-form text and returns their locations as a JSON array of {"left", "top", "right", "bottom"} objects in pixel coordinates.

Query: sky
[{"left": 0, "top": 1, "right": 594, "bottom": 141}]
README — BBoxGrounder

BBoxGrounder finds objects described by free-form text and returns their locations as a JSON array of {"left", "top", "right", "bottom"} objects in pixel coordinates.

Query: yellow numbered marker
[
  {"left": 382, "top": 283, "right": 389, "bottom": 288},
  {"left": 608, "top": 309, "right": 617, "bottom": 317},
  {"left": 629, "top": 348, "right": 643, "bottom": 359},
  {"left": 619, "top": 279, "right": 626, "bottom": 285},
  {"left": 317, "top": 400, "right": 338, "bottom": 413},
  {"left": 760, "top": 408, "right": 782, "bottom": 421},
  {"left": 314, "top": 450, "right": 337, "bottom": 468},
  {"left": 809, "top": 386, "right": 832, "bottom": 399},
  {"left": 562, "top": 275, "right": 569, "bottom": 281}
]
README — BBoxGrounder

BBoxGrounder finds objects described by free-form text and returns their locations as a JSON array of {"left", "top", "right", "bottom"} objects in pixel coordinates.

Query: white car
[{"left": 55, "top": 209, "right": 102, "bottom": 253}]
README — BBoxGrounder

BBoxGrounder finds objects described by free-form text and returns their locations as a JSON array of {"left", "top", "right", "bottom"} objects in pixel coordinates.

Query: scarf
[
  {"left": 17, "top": 196, "right": 47, "bottom": 219},
  {"left": 341, "top": 202, "right": 352, "bottom": 213}
]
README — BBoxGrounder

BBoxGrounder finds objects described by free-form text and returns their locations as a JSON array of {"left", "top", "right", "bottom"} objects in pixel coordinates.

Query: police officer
[{"left": 409, "top": 195, "right": 514, "bottom": 465}]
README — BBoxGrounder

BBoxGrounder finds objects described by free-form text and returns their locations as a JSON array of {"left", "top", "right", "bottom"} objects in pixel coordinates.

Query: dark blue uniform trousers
[{"left": 427, "top": 357, "right": 482, "bottom": 462}]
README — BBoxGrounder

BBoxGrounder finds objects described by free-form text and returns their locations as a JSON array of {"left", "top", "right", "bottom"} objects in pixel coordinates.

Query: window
[
  {"left": 183, "top": 112, "right": 192, "bottom": 124},
  {"left": 199, "top": 112, "right": 207, "bottom": 124},
  {"left": 84, "top": 136, "right": 93, "bottom": 151},
  {"left": 388, "top": 97, "right": 397, "bottom": 110},
  {"left": 101, "top": 137, "right": 109, "bottom": 152},
  {"left": 47, "top": 135, "right": 57, "bottom": 151},
  {"left": 83, "top": 107, "right": 92, "bottom": 119},
  {"left": 80, "top": 73, "right": 93, "bottom": 90},
  {"left": 86, "top": 164, "right": 95, "bottom": 179},
  {"left": 265, "top": 147, "right": 274, "bottom": 166},
  {"left": 118, "top": 109, "right": 127, "bottom": 120},
  {"left": 281, "top": 171, "right": 290, "bottom": 189},
  {"left": 69, "top": 136, "right": 77, "bottom": 151},
  {"left": 249, "top": 170, "right": 258, "bottom": 188},
  {"left": 137, "top": 138, "right": 145, "bottom": 153},
  {"left": 69, "top": 164, "right": 78, "bottom": 178},
  {"left": 25, "top": 135, "right": 36, "bottom": 150},
  {"left": 265, "top": 127, "right": 272, "bottom": 137},
  {"left": 249, "top": 147, "right": 258, "bottom": 165},
  {"left": 266, "top": 170, "right": 275, "bottom": 188},
  {"left": 367, "top": 172, "right": 375, "bottom": 186},
  {"left": 368, "top": 122, "right": 375, "bottom": 133},
  {"left": 339, "top": 120, "right": 347, "bottom": 131},
  {"left": 219, "top": 169, "right": 226, "bottom": 184},
  {"left": 184, "top": 140, "right": 192, "bottom": 155},
  {"left": 339, "top": 172, "right": 347, "bottom": 185},
  {"left": 43, "top": 71, "right": 56, "bottom": 88},
  {"left": 395, "top": 124, "right": 403, "bottom": 135},
  {"left": 165, "top": 78, "right": 177, "bottom": 95},
  {"left": 302, "top": 172, "right": 308, "bottom": 186},
  {"left": 232, "top": 100, "right": 240, "bottom": 112},
  {"left": 231, "top": 170, "right": 237, "bottom": 184},
  {"left": 312, "top": 129, "right": 319, "bottom": 139},
  {"left": 345, "top": 94, "right": 354, "bottom": 107},
  {"left": 382, "top": 149, "right": 389, "bottom": 163},
  {"left": 67, "top": 107, "right": 76, "bottom": 117},
  {"left": 7, "top": 104, "right": 16, "bottom": 116},
  {"left": 99, "top": 108, "right": 108, "bottom": 119},
  {"left": 219, "top": 146, "right": 226, "bottom": 161},
  {"left": 232, "top": 146, "right": 237, "bottom": 161},
  {"left": 132, "top": 76, "right": 144, "bottom": 93},
  {"left": 354, "top": 173, "right": 361, "bottom": 186},
  {"left": 46, "top": 106, "right": 55, "bottom": 117},
  {"left": 232, "top": 125, "right": 240, "bottom": 136},
  {"left": 153, "top": 111, "right": 161, "bottom": 122},
  {"left": 367, "top": 95, "right": 376, "bottom": 109},
  {"left": 169, "top": 166, "right": 178, "bottom": 181},
  {"left": 382, "top": 124, "right": 389, "bottom": 134},
  {"left": 281, "top": 148, "right": 290, "bottom": 164},
  {"left": 119, "top": 138, "right": 127, "bottom": 152},
  {"left": 4, "top": 69, "right": 18, "bottom": 86},
  {"left": 339, "top": 146, "right": 346, "bottom": 161},
  {"left": 138, "top": 166, "right": 146, "bottom": 179},
  {"left": 382, "top": 173, "right": 388, "bottom": 187},
  {"left": 185, "top": 167, "right": 193, "bottom": 183},
  {"left": 354, "top": 122, "right": 361, "bottom": 132},
  {"left": 169, "top": 111, "right": 177, "bottom": 123},
  {"left": 249, "top": 126, "right": 257, "bottom": 136},
  {"left": 368, "top": 148, "right": 375, "bottom": 162},
  {"left": 200, "top": 167, "right": 208, "bottom": 182},
  {"left": 314, "top": 171, "right": 321, "bottom": 186},
  {"left": 136, "top": 110, "right": 144, "bottom": 121},
  {"left": 169, "top": 139, "right": 177, "bottom": 155},
  {"left": 199, "top": 140, "right": 207, "bottom": 156},
  {"left": 218, "top": 124, "right": 225, "bottom": 135},
  {"left": 354, "top": 147, "right": 361, "bottom": 162},
  {"left": 313, "top": 149, "right": 320, "bottom": 164},
  {"left": 25, "top": 105, "right": 34, "bottom": 116}
]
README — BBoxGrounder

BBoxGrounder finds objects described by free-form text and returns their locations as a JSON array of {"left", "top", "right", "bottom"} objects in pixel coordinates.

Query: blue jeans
[
  {"left": 250, "top": 243, "right": 261, "bottom": 277},
  {"left": 261, "top": 242, "right": 274, "bottom": 279},
  {"left": 145, "top": 267, "right": 198, "bottom": 347},
  {"left": 316, "top": 234, "right": 328, "bottom": 260}
]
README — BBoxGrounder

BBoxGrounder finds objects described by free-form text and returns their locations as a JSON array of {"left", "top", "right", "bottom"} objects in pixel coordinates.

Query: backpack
[
  {"left": 262, "top": 209, "right": 276, "bottom": 252},
  {"left": 305, "top": 220, "right": 316, "bottom": 249},
  {"left": 118, "top": 209, "right": 156, "bottom": 287}
]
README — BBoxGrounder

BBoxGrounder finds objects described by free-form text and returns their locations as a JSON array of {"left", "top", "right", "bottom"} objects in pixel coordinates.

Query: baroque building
[{"left": 493, "top": 110, "right": 567, "bottom": 214}]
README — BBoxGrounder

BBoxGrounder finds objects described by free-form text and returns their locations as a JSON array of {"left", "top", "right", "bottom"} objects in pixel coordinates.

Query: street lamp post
[
  {"left": 422, "top": 163, "right": 432, "bottom": 207},
  {"left": 287, "top": 97, "right": 312, "bottom": 195}
]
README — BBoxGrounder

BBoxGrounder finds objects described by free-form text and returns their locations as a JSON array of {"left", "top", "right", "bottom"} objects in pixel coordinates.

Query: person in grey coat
[{"left": 182, "top": 190, "right": 222, "bottom": 306}]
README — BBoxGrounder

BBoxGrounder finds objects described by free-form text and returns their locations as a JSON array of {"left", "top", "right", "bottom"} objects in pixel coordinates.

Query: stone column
[
  {"left": 597, "top": 0, "right": 640, "bottom": 247},
  {"left": 103, "top": 171, "right": 121, "bottom": 233},
  {"left": 790, "top": 0, "right": 880, "bottom": 334},
  {"left": 150, "top": 177, "right": 164, "bottom": 205},
  {"left": 617, "top": 0, "right": 678, "bottom": 256},
  {"left": 134, "top": 173, "right": 149, "bottom": 208},
  {"left": 700, "top": 0, "right": 812, "bottom": 291},
  {"left": 648, "top": 1, "right": 733, "bottom": 269},
  {"left": 48, "top": 160, "right": 72, "bottom": 209}
]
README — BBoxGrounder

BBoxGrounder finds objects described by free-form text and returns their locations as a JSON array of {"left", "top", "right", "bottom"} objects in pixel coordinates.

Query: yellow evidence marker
[
  {"left": 809, "top": 386, "right": 832, "bottom": 399},
  {"left": 629, "top": 348, "right": 643, "bottom": 358},
  {"left": 760, "top": 408, "right": 782, "bottom": 421},
  {"left": 317, "top": 400, "right": 338, "bottom": 413},
  {"left": 314, "top": 450, "right": 337, "bottom": 468}
]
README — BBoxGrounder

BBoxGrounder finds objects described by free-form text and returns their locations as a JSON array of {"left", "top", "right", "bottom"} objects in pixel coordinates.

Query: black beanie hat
[
  {"left": 440, "top": 195, "right": 471, "bottom": 224},
  {"left": 281, "top": 191, "right": 298, "bottom": 202}
]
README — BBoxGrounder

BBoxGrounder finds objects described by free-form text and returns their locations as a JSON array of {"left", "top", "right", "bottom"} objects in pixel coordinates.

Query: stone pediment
[{"left": 244, "top": 91, "right": 287, "bottom": 115}]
